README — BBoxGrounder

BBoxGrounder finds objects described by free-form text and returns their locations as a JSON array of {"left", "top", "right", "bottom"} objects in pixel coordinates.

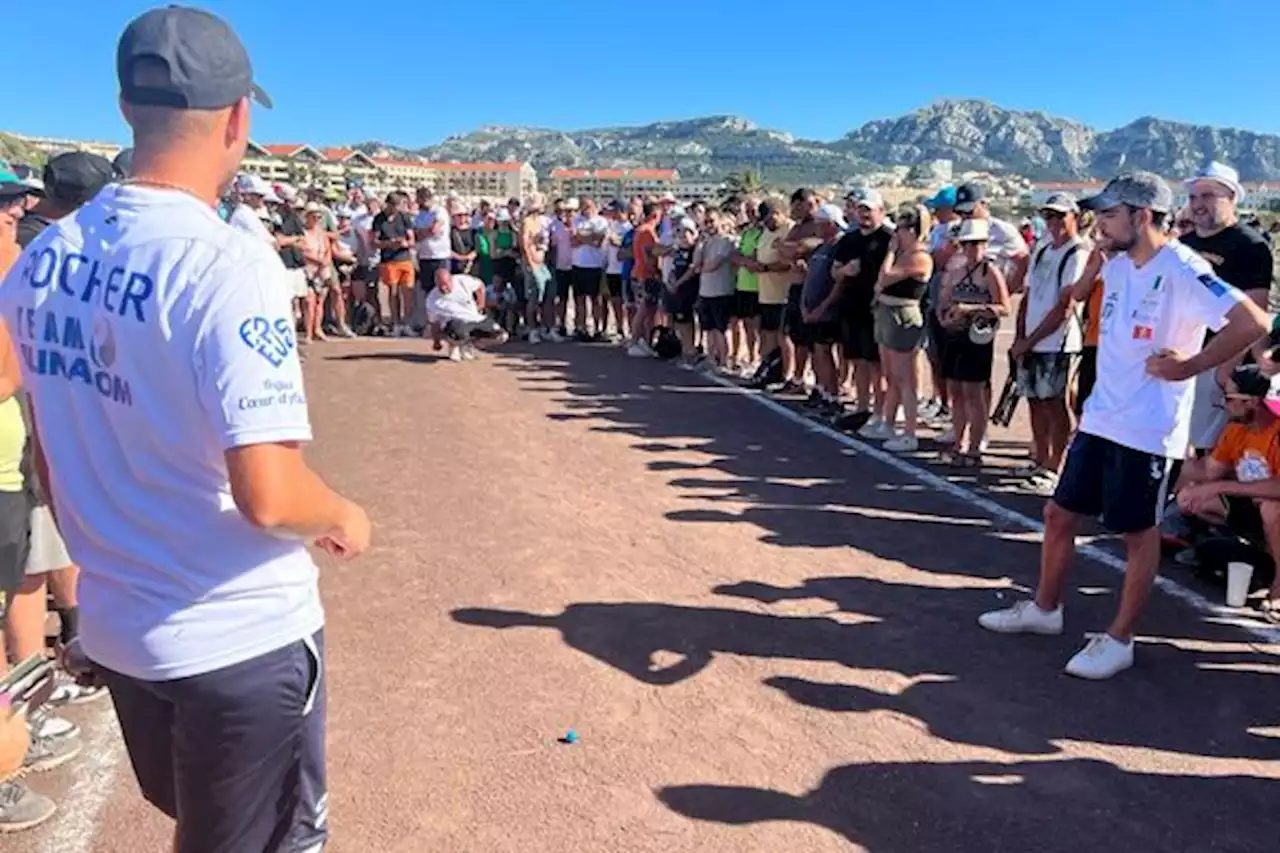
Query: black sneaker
[{"left": 803, "top": 390, "right": 824, "bottom": 410}]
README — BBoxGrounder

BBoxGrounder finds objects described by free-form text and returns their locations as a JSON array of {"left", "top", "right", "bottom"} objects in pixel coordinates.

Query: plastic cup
[{"left": 1226, "top": 561, "right": 1254, "bottom": 608}]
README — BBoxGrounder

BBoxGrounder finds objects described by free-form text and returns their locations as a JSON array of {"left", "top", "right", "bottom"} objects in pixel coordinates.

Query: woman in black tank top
[
  {"left": 873, "top": 205, "right": 934, "bottom": 452},
  {"left": 937, "top": 224, "right": 1012, "bottom": 465}
]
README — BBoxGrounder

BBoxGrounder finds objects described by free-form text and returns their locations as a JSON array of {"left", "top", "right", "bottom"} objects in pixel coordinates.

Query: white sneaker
[
  {"left": 448, "top": 345, "right": 463, "bottom": 362},
  {"left": 979, "top": 437, "right": 990, "bottom": 453},
  {"left": 547, "top": 329, "right": 565, "bottom": 343},
  {"left": 856, "top": 415, "right": 883, "bottom": 437},
  {"left": 883, "top": 435, "right": 919, "bottom": 452},
  {"left": 28, "top": 711, "right": 78, "bottom": 741},
  {"left": 1064, "top": 634, "right": 1134, "bottom": 680},
  {"left": 528, "top": 329, "right": 542, "bottom": 344},
  {"left": 49, "top": 674, "right": 108, "bottom": 706},
  {"left": 626, "top": 342, "right": 650, "bottom": 358},
  {"left": 977, "top": 600, "right": 1064, "bottom": 635},
  {"left": 462, "top": 345, "right": 479, "bottom": 361},
  {"left": 936, "top": 426, "right": 957, "bottom": 444},
  {"left": 859, "top": 418, "right": 894, "bottom": 440}
]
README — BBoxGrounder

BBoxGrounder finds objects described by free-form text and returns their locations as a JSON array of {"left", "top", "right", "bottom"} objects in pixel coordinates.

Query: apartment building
[
  {"left": 549, "top": 167, "right": 679, "bottom": 201},
  {"left": 429, "top": 161, "right": 537, "bottom": 201},
  {"left": 5, "top": 133, "right": 122, "bottom": 161},
  {"left": 675, "top": 180, "right": 726, "bottom": 202}
]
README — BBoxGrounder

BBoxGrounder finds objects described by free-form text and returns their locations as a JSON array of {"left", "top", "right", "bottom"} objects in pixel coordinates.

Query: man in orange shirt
[
  {"left": 626, "top": 202, "right": 662, "bottom": 357},
  {"left": 1176, "top": 364, "right": 1280, "bottom": 615}
]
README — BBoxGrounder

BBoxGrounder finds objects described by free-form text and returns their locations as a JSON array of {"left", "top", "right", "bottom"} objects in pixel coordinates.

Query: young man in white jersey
[
  {"left": 413, "top": 187, "right": 451, "bottom": 342},
  {"left": 979, "top": 172, "right": 1267, "bottom": 680},
  {"left": 0, "top": 8, "right": 372, "bottom": 849}
]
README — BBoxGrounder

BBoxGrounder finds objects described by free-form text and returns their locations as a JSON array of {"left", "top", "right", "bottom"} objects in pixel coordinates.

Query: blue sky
[{"left": 7, "top": 0, "right": 1277, "bottom": 148}]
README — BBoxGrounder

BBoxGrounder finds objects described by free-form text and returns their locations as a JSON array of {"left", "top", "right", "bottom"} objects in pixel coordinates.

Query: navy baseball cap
[
  {"left": 953, "top": 183, "right": 985, "bottom": 214},
  {"left": 1080, "top": 172, "right": 1173, "bottom": 215},
  {"left": 117, "top": 6, "right": 272, "bottom": 110}
]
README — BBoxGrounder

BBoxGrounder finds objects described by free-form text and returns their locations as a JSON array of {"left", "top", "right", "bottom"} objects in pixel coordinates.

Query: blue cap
[
  {"left": 925, "top": 185, "right": 957, "bottom": 209},
  {"left": 117, "top": 6, "right": 272, "bottom": 110}
]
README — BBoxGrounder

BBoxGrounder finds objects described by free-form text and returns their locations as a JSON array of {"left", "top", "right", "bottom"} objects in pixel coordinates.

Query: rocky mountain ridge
[{"left": 353, "top": 100, "right": 1280, "bottom": 184}]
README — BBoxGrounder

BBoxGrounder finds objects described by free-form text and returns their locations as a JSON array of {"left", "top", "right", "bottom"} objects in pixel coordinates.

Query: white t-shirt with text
[
  {"left": 0, "top": 185, "right": 321, "bottom": 681},
  {"left": 1081, "top": 241, "right": 1247, "bottom": 458}
]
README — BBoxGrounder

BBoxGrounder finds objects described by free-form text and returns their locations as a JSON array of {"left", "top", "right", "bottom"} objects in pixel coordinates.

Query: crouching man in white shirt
[
  {"left": 979, "top": 173, "right": 1267, "bottom": 680},
  {"left": 0, "top": 8, "right": 372, "bottom": 851},
  {"left": 426, "top": 268, "right": 509, "bottom": 362}
]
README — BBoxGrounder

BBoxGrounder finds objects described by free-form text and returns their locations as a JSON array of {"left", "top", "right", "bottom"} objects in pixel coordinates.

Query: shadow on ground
[
  {"left": 454, "top": 343, "right": 1280, "bottom": 850},
  {"left": 658, "top": 757, "right": 1275, "bottom": 853}
]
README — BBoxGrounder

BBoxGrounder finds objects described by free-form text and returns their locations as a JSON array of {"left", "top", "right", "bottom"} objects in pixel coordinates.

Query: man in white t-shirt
[
  {"left": 570, "top": 196, "right": 609, "bottom": 339},
  {"left": 1010, "top": 193, "right": 1091, "bottom": 494},
  {"left": 227, "top": 172, "right": 279, "bottom": 246},
  {"left": 953, "top": 182, "right": 1030, "bottom": 293},
  {"left": 980, "top": 172, "right": 1267, "bottom": 680},
  {"left": 1, "top": 8, "right": 371, "bottom": 848},
  {"left": 425, "top": 270, "right": 508, "bottom": 361},
  {"left": 413, "top": 186, "right": 451, "bottom": 338}
]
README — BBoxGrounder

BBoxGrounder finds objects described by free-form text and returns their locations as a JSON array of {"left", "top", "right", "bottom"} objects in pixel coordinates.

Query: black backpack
[
  {"left": 350, "top": 301, "right": 378, "bottom": 337},
  {"left": 650, "top": 325, "right": 683, "bottom": 360}
]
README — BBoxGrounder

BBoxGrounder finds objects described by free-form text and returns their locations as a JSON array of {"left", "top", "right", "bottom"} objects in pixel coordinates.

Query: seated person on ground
[
  {"left": 426, "top": 268, "right": 508, "bottom": 361},
  {"left": 1174, "top": 364, "right": 1280, "bottom": 614}
]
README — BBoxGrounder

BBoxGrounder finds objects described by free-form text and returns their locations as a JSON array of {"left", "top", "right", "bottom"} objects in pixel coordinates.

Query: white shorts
[
  {"left": 284, "top": 268, "right": 308, "bottom": 300},
  {"left": 25, "top": 506, "right": 71, "bottom": 576}
]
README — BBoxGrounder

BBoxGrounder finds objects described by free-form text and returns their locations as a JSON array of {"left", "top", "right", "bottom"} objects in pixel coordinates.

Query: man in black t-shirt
[
  {"left": 830, "top": 188, "right": 895, "bottom": 424},
  {"left": 273, "top": 185, "right": 308, "bottom": 319},
  {"left": 370, "top": 192, "right": 417, "bottom": 336},
  {"left": 1181, "top": 162, "right": 1275, "bottom": 451}
]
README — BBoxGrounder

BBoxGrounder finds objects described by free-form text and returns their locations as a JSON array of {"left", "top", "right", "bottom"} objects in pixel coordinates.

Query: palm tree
[{"left": 724, "top": 168, "right": 765, "bottom": 198}]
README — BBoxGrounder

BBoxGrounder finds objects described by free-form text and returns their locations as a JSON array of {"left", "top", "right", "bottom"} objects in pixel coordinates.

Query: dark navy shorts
[
  {"left": 1053, "top": 432, "right": 1174, "bottom": 534},
  {"left": 97, "top": 631, "right": 328, "bottom": 853}
]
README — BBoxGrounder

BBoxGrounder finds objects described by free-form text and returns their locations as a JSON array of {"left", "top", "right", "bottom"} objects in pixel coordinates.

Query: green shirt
[{"left": 736, "top": 227, "right": 762, "bottom": 292}]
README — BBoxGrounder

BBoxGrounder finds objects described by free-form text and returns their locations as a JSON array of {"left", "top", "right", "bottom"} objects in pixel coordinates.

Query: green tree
[{"left": 724, "top": 168, "right": 764, "bottom": 197}]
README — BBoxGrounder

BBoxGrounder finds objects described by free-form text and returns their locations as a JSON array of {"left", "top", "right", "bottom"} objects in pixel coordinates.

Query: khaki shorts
[
  {"left": 873, "top": 302, "right": 925, "bottom": 353},
  {"left": 25, "top": 506, "right": 70, "bottom": 576}
]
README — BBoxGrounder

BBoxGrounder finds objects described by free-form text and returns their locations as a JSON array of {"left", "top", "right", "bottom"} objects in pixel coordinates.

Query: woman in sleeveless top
[
  {"left": 937, "top": 219, "right": 1011, "bottom": 465},
  {"left": 873, "top": 205, "right": 934, "bottom": 452}
]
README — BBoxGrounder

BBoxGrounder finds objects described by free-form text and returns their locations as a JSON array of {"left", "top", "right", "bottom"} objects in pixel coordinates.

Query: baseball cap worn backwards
[
  {"left": 44, "top": 152, "right": 117, "bottom": 207},
  {"left": 117, "top": 6, "right": 272, "bottom": 110},
  {"left": 953, "top": 183, "right": 985, "bottom": 213},
  {"left": 1080, "top": 172, "right": 1173, "bottom": 214}
]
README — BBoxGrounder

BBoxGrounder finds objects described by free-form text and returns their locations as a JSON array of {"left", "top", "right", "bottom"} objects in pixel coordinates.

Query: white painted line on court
[
  {"left": 705, "top": 374, "right": 1280, "bottom": 646},
  {"left": 36, "top": 706, "right": 124, "bottom": 853}
]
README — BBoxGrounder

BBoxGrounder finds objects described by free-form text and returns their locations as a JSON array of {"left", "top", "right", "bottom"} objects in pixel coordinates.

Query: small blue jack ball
[{"left": 563, "top": 729, "right": 579, "bottom": 744}]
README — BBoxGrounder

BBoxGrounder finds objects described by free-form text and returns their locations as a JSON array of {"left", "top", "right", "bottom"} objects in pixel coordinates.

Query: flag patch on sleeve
[{"left": 1197, "top": 273, "right": 1228, "bottom": 297}]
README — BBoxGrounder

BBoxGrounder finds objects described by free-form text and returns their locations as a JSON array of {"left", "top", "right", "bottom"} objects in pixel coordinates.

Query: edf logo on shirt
[{"left": 238, "top": 316, "right": 296, "bottom": 368}]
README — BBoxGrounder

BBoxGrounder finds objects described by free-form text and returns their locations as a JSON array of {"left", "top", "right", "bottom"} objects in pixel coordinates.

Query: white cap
[
  {"left": 303, "top": 201, "right": 327, "bottom": 215},
  {"left": 234, "top": 173, "right": 280, "bottom": 203},
  {"left": 815, "top": 203, "right": 848, "bottom": 230},
  {"left": 273, "top": 182, "right": 299, "bottom": 204},
  {"left": 956, "top": 218, "right": 991, "bottom": 242},
  {"left": 658, "top": 191, "right": 677, "bottom": 203},
  {"left": 1185, "top": 161, "right": 1244, "bottom": 202},
  {"left": 495, "top": 208, "right": 511, "bottom": 222},
  {"left": 564, "top": 198, "right": 580, "bottom": 211}
]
